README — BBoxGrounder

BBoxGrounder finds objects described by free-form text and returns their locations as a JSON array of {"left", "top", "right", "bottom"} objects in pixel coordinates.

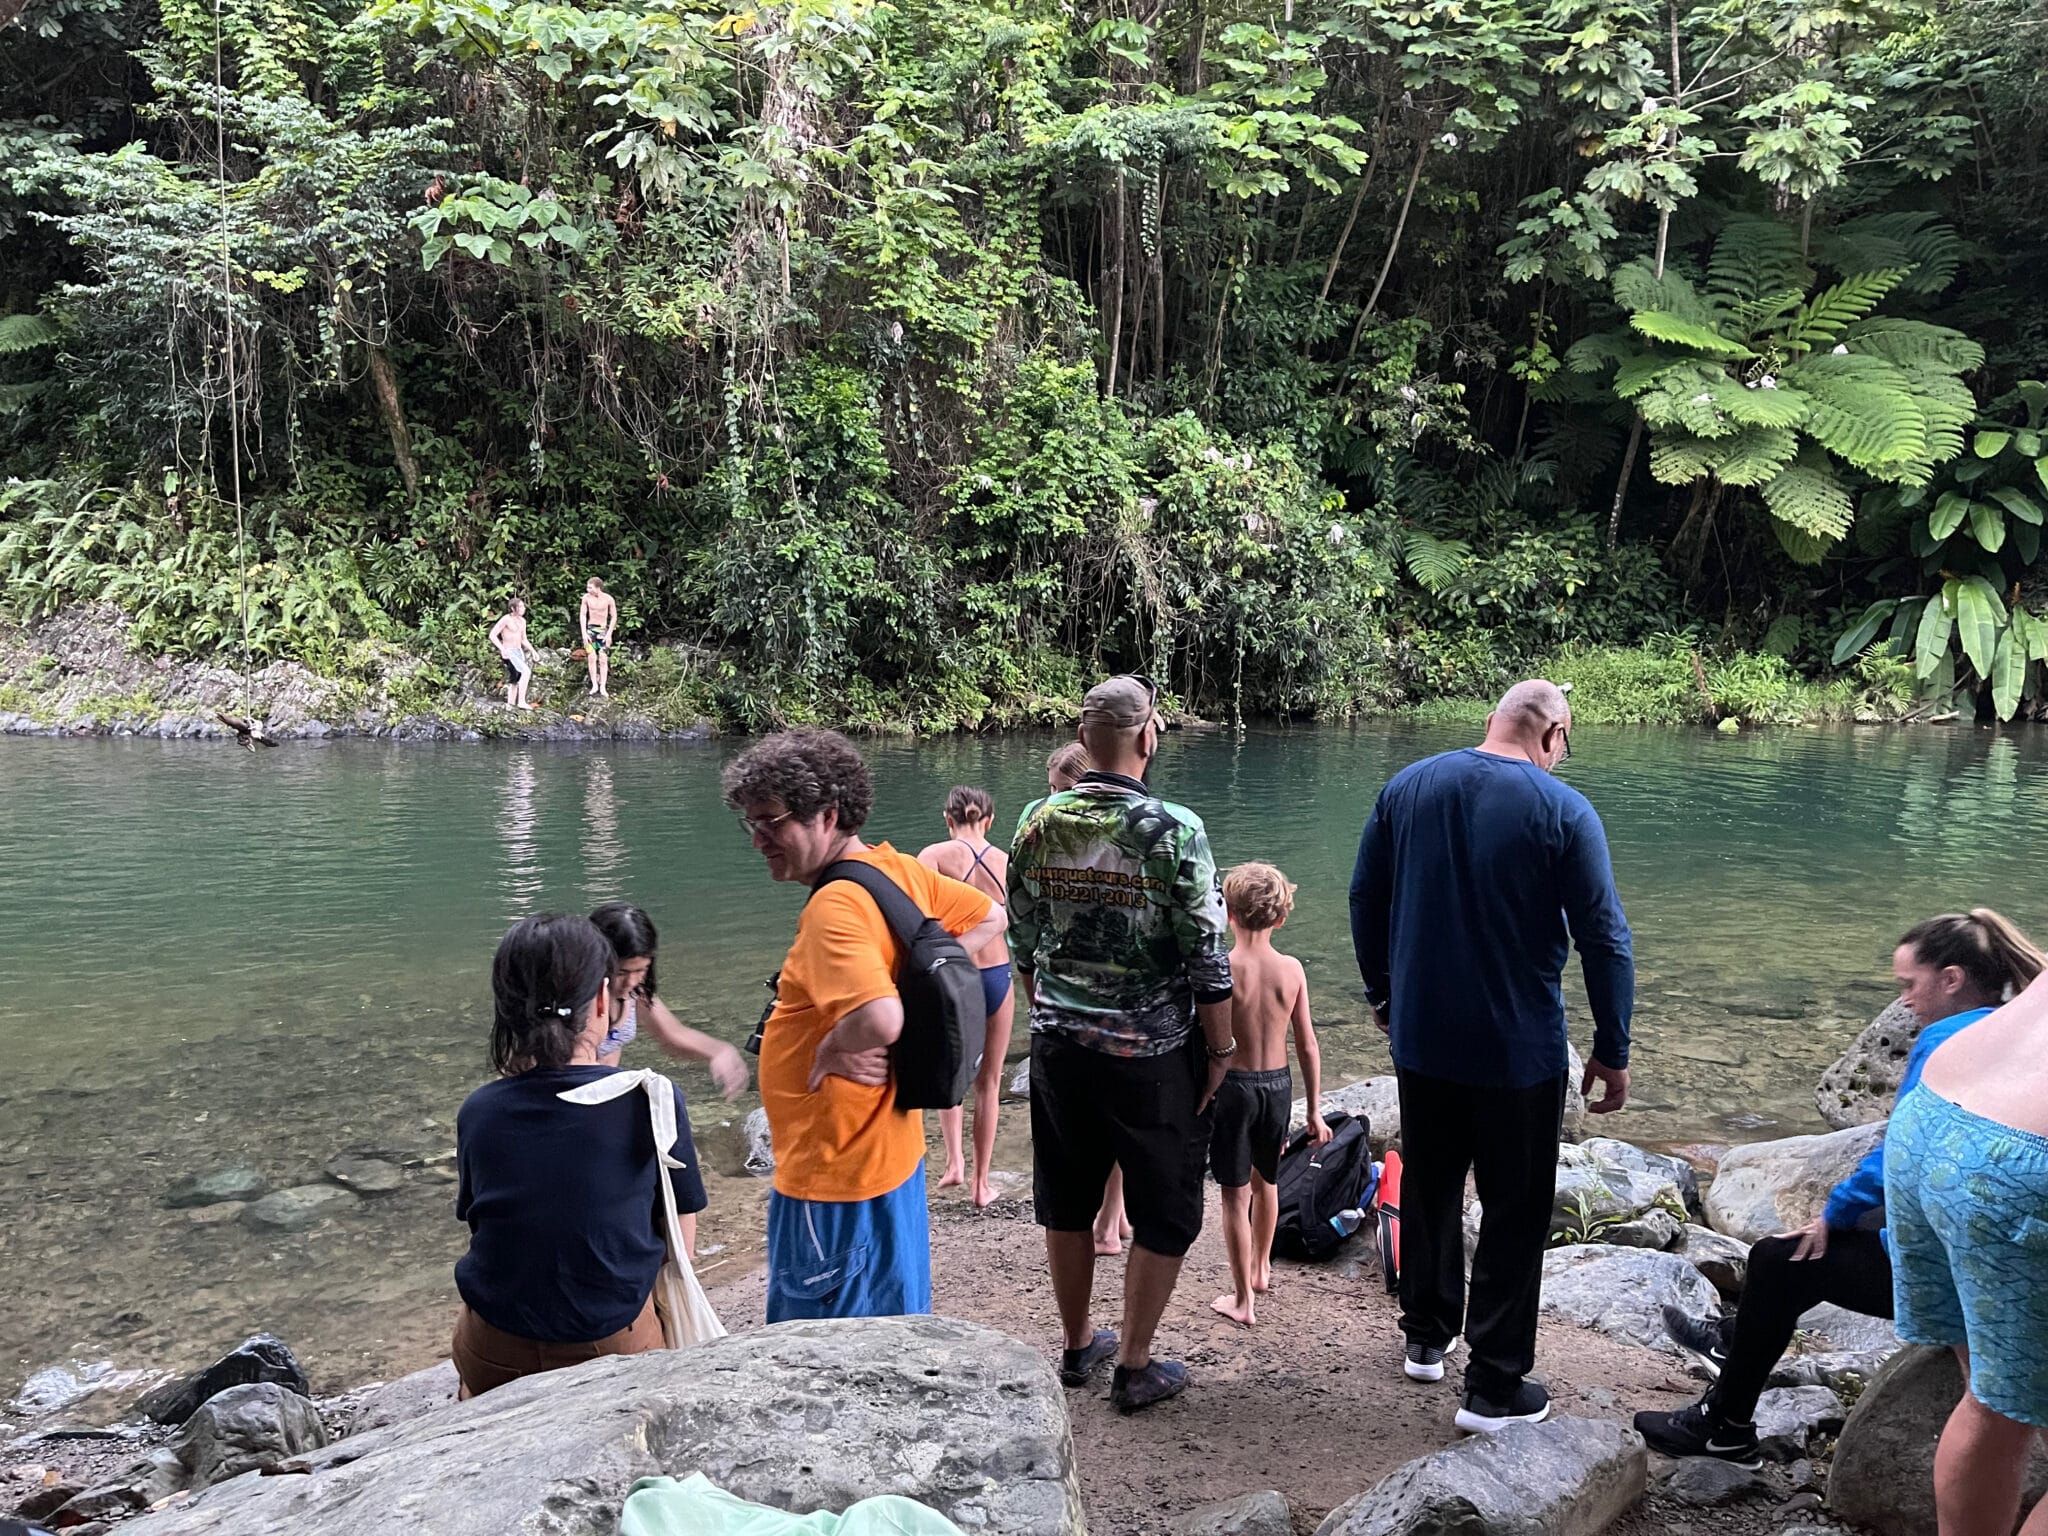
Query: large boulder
[
  {"left": 171, "top": 1382, "right": 330, "bottom": 1490},
  {"left": 1294, "top": 1078, "right": 1402, "bottom": 1156},
  {"left": 1797, "top": 1302, "right": 1899, "bottom": 1357},
  {"left": 1816, "top": 1000, "right": 1920, "bottom": 1130},
  {"left": 1752, "top": 1386, "right": 1846, "bottom": 1460},
  {"left": 135, "top": 1334, "right": 310, "bottom": 1426},
  {"left": 1830, "top": 1345, "right": 2048, "bottom": 1536},
  {"left": 119, "top": 1317, "right": 1082, "bottom": 1536},
  {"left": 1540, "top": 1246, "right": 1721, "bottom": 1353},
  {"left": 1551, "top": 1147, "right": 1684, "bottom": 1245},
  {"left": 1185, "top": 1489, "right": 1292, "bottom": 1536},
  {"left": 1578, "top": 1139, "right": 1701, "bottom": 1216},
  {"left": 323, "top": 1360, "right": 461, "bottom": 1438},
  {"left": 1701, "top": 1124, "right": 1883, "bottom": 1242},
  {"left": 1313, "top": 1416, "right": 1646, "bottom": 1536}
]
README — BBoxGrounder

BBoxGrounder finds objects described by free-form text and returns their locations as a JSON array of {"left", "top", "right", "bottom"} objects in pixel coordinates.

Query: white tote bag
[{"left": 558, "top": 1069, "right": 727, "bottom": 1347}]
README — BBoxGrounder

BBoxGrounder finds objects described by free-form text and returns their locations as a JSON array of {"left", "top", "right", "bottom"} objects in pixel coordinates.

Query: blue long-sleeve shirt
[
  {"left": 1822, "top": 1004, "right": 1994, "bottom": 1230},
  {"left": 1350, "top": 747, "right": 1634, "bottom": 1089}
]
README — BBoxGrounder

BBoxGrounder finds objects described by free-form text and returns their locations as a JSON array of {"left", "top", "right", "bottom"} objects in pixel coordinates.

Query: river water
[{"left": 2, "top": 722, "right": 2042, "bottom": 1403}]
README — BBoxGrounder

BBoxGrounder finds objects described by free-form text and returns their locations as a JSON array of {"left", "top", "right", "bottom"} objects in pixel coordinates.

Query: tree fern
[
  {"left": 1705, "top": 217, "right": 1810, "bottom": 308},
  {"left": 1778, "top": 269, "right": 1908, "bottom": 354},
  {"left": 1817, "top": 212, "right": 1962, "bottom": 298},
  {"left": 1629, "top": 309, "right": 1753, "bottom": 357},
  {"left": 1650, "top": 435, "right": 1716, "bottom": 484},
  {"left": 1762, "top": 445, "right": 1854, "bottom": 543},
  {"left": 1844, "top": 317, "right": 1984, "bottom": 373},
  {"left": 1783, "top": 352, "right": 1928, "bottom": 472},
  {"left": 1711, "top": 377, "right": 1811, "bottom": 429},
  {"left": 1707, "top": 425, "right": 1800, "bottom": 487},
  {"left": 1611, "top": 263, "right": 1721, "bottom": 327},
  {"left": 0, "top": 314, "right": 60, "bottom": 354}
]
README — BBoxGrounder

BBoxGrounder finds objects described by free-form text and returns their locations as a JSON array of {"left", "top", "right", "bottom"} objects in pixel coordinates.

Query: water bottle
[{"left": 1328, "top": 1205, "right": 1369, "bottom": 1239}]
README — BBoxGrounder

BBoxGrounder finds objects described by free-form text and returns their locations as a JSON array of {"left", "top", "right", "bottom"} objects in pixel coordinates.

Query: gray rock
[
  {"left": 51, "top": 1481, "right": 151, "bottom": 1523},
  {"left": 1768, "top": 1350, "right": 1888, "bottom": 1394},
  {"left": 1562, "top": 1042, "right": 1589, "bottom": 1143},
  {"left": 136, "top": 1335, "right": 310, "bottom": 1426},
  {"left": 1672, "top": 1225, "right": 1750, "bottom": 1301},
  {"left": 1830, "top": 1345, "right": 2048, "bottom": 1536},
  {"left": 742, "top": 1107, "right": 775, "bottom": 1175},
  {"left": 1185, "top": 1489, "right": 1291, "bottom": 1536},
  {"left": 323, "top": 1154, "right": 403, "bottom": 1194},
  {"left": 1552, "top": 1147, "right": 1683, "bottom": 1243},
  {"left": 1540, "top": 1245, "right": 1722, "bottom": 1353},
  {"left": 164, "top": 1168, "right": 267, "bottom": 1209},
  {"left": 119, "top": 1316, "right": 1081, "bottom": 1536},
  {"left": 1313, "top": 1415, "right": 1646, "bottom": 1536},
  {"left": 1010, "top": 1059, "right": 1032, "bottom": 1098},
  {"left": 1596, "top": 1209, "right": 1682, "bottom": 1251},
  {"left": 1578, "top": 1138, "right": 1701, "bottom": 1215},
  {"left": 1796, "top": 1302, "right": 1898, "bottom": 1356},
  {"left": 1294, "top": 1077, "right": 1401, "bottom": 1155},
  {"left": 323, "top": 1361, "right": 460, "bottom": 1438},
  {"left": 241, "top": 1184, "right": 359, "bottom": 1230},
  {"left": 171, "top": 1383, "right": 329, "bottom": 1490},
  {"left": 1664, "top": 1457, "right": 1770, "bottom": 1507},
  {"left": 1753, "top": 1386, "right": 1845, "bottom": 1460},
  {"left": 1786, "top": 1458, "right": 1817, "bottom": 1493},
  {"left": 1816, "top": 999, "right": 1921, "bottom": 1130},
  {"left": 1702, "top": 1124, "right": 1883, "bottom": 1242}
]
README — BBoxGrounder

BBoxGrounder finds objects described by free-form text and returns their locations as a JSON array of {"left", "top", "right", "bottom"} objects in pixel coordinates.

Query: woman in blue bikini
[{"left": 918, "top": 786, "right": 1016, "bottom": 1208}]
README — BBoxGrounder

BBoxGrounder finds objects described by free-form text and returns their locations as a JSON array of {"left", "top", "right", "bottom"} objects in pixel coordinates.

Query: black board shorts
[
  {"left": 1209, "top": 1066, "right": 1291, "bottom": 1187},
  {"left": 1030, "top": 1028, "right": 1210, "bottom": 1258}
]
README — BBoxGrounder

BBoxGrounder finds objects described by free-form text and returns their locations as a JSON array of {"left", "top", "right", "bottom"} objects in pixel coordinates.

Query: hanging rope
[{"left": 212, "top": 0, "right": 258, "bottom": 741}]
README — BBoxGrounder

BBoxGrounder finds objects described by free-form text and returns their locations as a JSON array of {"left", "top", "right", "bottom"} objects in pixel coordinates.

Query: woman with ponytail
[
  {"left": 1637, "top": 908, "right": 2044, "bottom": 1467},
  {"left": 450, "top": 913, "right": 709, "bottom": 1397}
]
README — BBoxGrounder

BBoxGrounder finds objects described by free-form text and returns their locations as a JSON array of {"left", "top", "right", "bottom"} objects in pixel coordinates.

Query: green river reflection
[{"left": 1, "top": 722, "right": 2042, "bottom": 1399}]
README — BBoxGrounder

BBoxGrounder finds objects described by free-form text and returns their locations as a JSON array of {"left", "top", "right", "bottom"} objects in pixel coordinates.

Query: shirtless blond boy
[
  {"left": 487, "top": 599, "right": 539, "bottom": 711},
  {"left": 1210, "top": 862, "right": 1328, "bottom": 1327},
  {"left": 579, "top": 578, "right": 618, "bottom": 698}
]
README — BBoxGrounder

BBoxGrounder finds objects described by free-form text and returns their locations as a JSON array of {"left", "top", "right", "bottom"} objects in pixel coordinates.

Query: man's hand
[
  {"left": 1371, "top": 1003, "right": 1390, "bottom": 1037},
  {"left": 709, "top": 1042, "right": 750, "bottom": 1102},
  {"left": 1581, "top": 1057, "right": 1629, "bottom": 1114},
  {"left": 1199, "top": 1052, "right": 1230, "bottom": 1113},
  {"left": 1782, "top": 1216, "right": 1830, "bottom": 1262},
  {"left": 1307, "top": 1111, "right": 1334, "bottom": 1145},
  {"left": 807, "top": 1024, "right": 891, "bottom": 1091}
]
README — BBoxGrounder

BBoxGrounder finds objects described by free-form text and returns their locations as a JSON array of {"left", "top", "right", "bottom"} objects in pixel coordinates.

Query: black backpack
[
  {"left": 811, "top": 860, "right": 989, "bottom": 1111},
  {"left": 1270, "top": 1113, "right": 1376, "bottom": 1261}
]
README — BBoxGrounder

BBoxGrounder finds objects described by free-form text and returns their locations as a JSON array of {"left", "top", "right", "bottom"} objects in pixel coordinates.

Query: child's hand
[
  {"left": 1308, "top": 1112, "right": 1334, "bottom": 1145},
  {"left": 709, "top": 1042, "right": 750, "bottom": 1102}
]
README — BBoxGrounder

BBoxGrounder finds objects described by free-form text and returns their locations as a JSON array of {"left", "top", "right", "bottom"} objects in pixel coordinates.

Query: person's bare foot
[
  {"left": 1093, "top": 1229, "right": 1124, "bottom": 1257},
  {"left": 1211, "top": 1293, "right": 1256, "bottom": 1327},
  {"left": 972, "top": 1175, "right": 997, "bottom": 1209},
  {"left": 938, "top": 1160, "right": 966, "bottom": 1190},
  {"left": 1251, "top": 1265, "right": 1272, "bottom": 1294}
]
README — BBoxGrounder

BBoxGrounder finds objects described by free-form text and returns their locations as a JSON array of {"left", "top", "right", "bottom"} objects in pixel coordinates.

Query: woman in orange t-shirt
[{"left": 723, "top": 729, "right": 1004, "bottom": 1322}]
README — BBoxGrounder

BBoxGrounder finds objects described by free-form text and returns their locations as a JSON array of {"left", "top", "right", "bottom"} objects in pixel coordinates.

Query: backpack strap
[{"left": 811, "top": 859, "right": 927, "bottom": 953}]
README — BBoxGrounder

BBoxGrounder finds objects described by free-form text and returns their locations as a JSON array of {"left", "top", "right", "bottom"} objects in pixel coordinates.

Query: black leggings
[{"left": 1715, "top": 1227, "right": 1893, "bottom": 1421}]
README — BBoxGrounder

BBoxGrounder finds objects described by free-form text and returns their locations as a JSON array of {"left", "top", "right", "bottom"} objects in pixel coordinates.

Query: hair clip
[{"left": 553, "top": 1004, "right": 574, "bottom": 1018}]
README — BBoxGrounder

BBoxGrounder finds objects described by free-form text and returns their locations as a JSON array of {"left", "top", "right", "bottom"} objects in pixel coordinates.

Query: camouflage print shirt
[{"left": 1006, "top": 770, "right": 1234, "bottom": 1057}]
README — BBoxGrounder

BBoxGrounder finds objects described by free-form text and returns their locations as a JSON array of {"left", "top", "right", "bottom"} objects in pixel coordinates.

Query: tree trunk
[
  {"left": 1105, "top": 166, "right": 1127, "bottom": 397},
  {"left": 1152, "top": 168, "right": 1167, "bottom": 380},
  {"left": 363, "top": 342, "right": 420, "bottom": 501},
  {"left": 1347, "top": 135, "right": 1427, "bottom": 358},
  {"left": 1606, "top": 416, "right": 1643, "bottom": 550},
  {"left": 1318, "top": 149, "right": 1381, "bottom": 301}
]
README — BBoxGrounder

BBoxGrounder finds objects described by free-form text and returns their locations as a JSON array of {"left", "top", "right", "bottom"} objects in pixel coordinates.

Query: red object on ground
[{"left": 1374, "top": 1147, "right": 1403, "bottom": 1294}]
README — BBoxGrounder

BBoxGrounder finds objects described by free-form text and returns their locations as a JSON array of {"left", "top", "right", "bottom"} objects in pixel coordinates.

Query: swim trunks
[
  {"left": 1885, "top": 1083, "right": 2048, "bottom": 1426},
  {"left": 586, "top": 625, "right": 610, "bottom": 652},
  {"left": 1210, "top": 1066, "right": 1291, "bottom": 1187},
  {"left": 979, "top": 962, "right": 1013, "bottom": 1020},
  {"left": 765, "top": 1161, "right": 931, "bottom": 1323}
]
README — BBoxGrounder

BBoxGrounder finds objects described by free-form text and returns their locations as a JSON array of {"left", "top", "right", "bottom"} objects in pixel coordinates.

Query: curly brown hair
[
  {"left": 721, "top": 728, "right": 875, "bottom": 833},
  {"left": 1223, "top": 861, "right": 1296, "bottom": 931}
]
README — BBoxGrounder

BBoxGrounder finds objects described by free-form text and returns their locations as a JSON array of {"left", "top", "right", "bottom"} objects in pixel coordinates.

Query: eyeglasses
[
  {"left": 1555, "top": 728, "right": 1572, "bottom": 765},
  {"left": 737, "top": 808, "right": 798, "bottom": 838}
]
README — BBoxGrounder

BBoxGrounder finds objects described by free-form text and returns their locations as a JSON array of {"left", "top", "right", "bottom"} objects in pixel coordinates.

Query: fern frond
[
  {"left": 1818, "top": 212, "right": 1962, "bottom": 297},
  {"left": 1401, "top": 530, "right": 1472, "bottom": 594},
  {"left": 1783, "top": 352, "right": 1928, "bottom": 473},
  {"left": 1635, "top": 363, "right": 1741, "bottom": 438},
  {"left": 1841, "top": 318, "right": 1985, "bottom": 374},
  {"left": 1563, "top": 330, "right": 1638, "bottom": 376},
  {"left": 1706, "top": 217, "right": 1811, "bottom": 307},
  {"left": 1612, "top": 262, "right": 1721, "bottom": 327},
  {"left": 1891, "top": 368, "right": 1977, "bottom": 487},
  {"left": 1708, "top": 425, "right": 1801, "bottom": 487},
  {"left": 1772, "top": 519, "right": 1836, "bottom": 565},
  {"left": 1611, "top": 353, "right": 1696, "bottom": 399},
  {"left": 1628, "top": 309, "right": 1752, "bottom": 358},
  {"left": 1762, "top": 446, "right": 1855, "bottom": 541},
  {"left": 1711, "top": 378, "right": 1811, "bottom": 429},
  {"left": 1778, "top": 269, "right": 1909, "bottom": 353},
  {"left": 0, "top": 381, "right": 47, "bottom": 413},
  {"left": 0, "top": 314, "right": 59, "bottom": 354},
  {"left": 1649, "top": 434, "right": 1716, "bottom": 484}
]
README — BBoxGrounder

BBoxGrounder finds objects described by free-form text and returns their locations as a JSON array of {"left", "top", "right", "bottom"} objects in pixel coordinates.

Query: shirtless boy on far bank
[
  {"left": 1210, "top": 861, "right": 1328, "bottom": 1327},
  {"left": 579, "top": 578, "right": 618, "bottom": 698},
  {"left": 488, "top": 599, "right": 539, "bottom": 711}
]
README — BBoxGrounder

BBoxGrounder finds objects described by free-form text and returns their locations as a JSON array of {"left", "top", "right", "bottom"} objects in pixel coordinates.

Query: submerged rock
[
  {"left": 119, "top": 1317, "right": 1082, "bottom": 1536},
  {"left": 1312, "top": 1415, "right": 1646, "bottom": 1536},
  {"left": 1540, "top": 1245, "right": 1722, "bottom": 1353},
  {"left": 171, "top": 1382, "right": 329, "bottom": 1490},
  {"left": 1185, "top": 1489, "right": 1292, "bottom": 1536},
  {"left": 1830, "top": 1345, "right": 2048, "bottom": 1536},
  {"left": 164, "top": 1168, "right": 268, "bottom": 1209},
  {"left": 241, "top": 1184, "right": 359, "bottom": 1231},
  {"left": 1815, "top": 999, "right": 1920, "bottom": 1130},
  {"left": 1701, "top": 1124, "right": 1883, "bottom": 1242},
  {"left": 11, "top": 1359, "right": 148, "bottom": 1417},
  {"left": 135, "top": 1335, "right": 310, "bottom": 1427}
]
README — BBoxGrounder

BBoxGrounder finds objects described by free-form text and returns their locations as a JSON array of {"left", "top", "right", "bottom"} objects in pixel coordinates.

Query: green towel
[{"left": 618, "top": 1474, "right": 969, "bottom": 1536}]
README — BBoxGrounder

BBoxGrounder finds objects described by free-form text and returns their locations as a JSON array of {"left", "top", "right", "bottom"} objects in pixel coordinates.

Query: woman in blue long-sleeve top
[{"left": 1635, "top": 909, "right": 2044, "bottom": 1468}]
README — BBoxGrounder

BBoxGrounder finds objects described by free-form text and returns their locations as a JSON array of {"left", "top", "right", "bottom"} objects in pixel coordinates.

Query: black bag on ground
[
  {"left": 810, "top": 860, "right": 989, "bottom": 1111},
  {"left": 1269, "top": 1112, "right": 1375, "bottom": 1261}
]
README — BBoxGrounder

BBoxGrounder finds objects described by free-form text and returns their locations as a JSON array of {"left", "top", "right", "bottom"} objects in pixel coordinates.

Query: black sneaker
[
  {"left": 1058, "top": 1329, "right": 1117, "bottom": 1388},
  {"left": 1660, "top": 1304, "right": 1732, "bottom": 1379},
  {"left": 1110, "top": 1358, "right": 1188, "bottom": 1412},
  {"left": 1404, "top": 1339, "right": 1452, "bottom": 1382},
  {"left": 1454, "top": 1380, "right": 1551, "bottom": 1434},
  {"left": 1633, "top": 1398, "right": 1763, "bottom": 1469}
]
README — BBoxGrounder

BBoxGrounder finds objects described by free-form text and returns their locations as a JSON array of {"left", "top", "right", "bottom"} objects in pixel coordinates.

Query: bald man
[{"left": 1350, "top": 679, "right": 1634, "bottom": 1434}]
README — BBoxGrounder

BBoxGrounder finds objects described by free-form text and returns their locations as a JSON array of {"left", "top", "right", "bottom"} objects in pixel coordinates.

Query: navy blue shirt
[
  {"left": 455, "top": 1064, "right": 707, "bottom": 1343},
  {"left": 1350, "top": 748, "right": 1634, "bottom": 1089}
]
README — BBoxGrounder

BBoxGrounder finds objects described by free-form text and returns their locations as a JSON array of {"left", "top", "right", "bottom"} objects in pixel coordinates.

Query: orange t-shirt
[{"left": 760, "top": 843, "right": 994, "bottom": 1202}]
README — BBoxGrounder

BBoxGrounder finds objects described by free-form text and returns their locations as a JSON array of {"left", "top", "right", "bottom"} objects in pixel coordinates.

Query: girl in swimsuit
[
  {"left": 917, "top": 787, "right": 1016, "bottom": 1208},
  {"left": 590, "top": 903, "right": 752, "bottom": 1110}
]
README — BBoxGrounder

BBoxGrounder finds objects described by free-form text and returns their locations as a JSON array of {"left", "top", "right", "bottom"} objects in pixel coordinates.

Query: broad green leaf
[
  {"left": 1992, "top": 624, "right": 2026, "bottom": 720},
  {"left": 1927, "top": 492, "right": 1969, "bottom": 540},
  {"left": 1915, "top": 582, "right": 1955, "bottom": 680},
  {"left": 1956, "top": 575, "right": 2007, "bottom": 679},
  {"left": 1832, "top": 599, "right": 1896, "bottom": 665},
  {"left": 2017, "top": 430, "right": 2042, "bottom": 456},
  {"left": 419, "top": 235, "right": 453, "bottom": 270},
  {"left": 1989, "top": 486, "right": 2044, "bottom": 525},
  {"left": 1975, "top": 429, "right": 2012, "bottom": 458},
  {"left": 1969, "top": 500, "right": 2007, "bottom": 553},
  {"left": 2017, "top": 520, "right": 2043, "bottom": 565}
]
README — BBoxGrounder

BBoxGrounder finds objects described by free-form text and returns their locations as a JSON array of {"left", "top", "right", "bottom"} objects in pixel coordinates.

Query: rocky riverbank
[{"left": 0, "top": 607, "right": 715, "bottom": 742}]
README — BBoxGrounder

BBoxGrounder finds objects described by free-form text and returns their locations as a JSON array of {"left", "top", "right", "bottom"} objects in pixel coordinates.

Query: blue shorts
[
  {"left": 765, "top": 1163, "right": 931, "bottom": 1323},
  {"left": 979, "top": 962, "right": 1013, "bottom": 1021},
  {"left": 1885, "top": 1084, "right": 2048, "bottom": 1426}
]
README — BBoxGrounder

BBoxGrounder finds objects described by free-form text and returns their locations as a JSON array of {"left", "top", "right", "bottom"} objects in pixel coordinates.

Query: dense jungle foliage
[{"left": 3, "top": 0, "right": 2048, "bottom": 726}]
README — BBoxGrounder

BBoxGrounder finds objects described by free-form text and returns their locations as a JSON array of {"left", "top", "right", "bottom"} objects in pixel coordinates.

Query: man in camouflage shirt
[{"left": 1008, "top": 675, "right": 1235, "bottom": 1412}]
